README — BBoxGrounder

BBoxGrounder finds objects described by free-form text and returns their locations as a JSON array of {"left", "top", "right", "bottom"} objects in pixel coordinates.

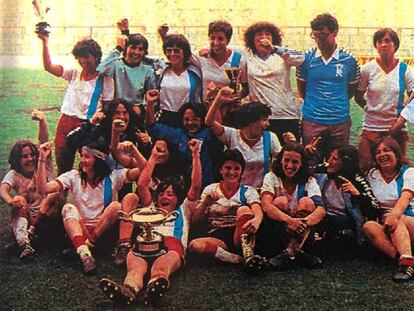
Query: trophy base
[
  {"left": 35, "top": 22, "right": 51, "bottom": 35},
  {"left": 133, "top": 234, "right": 166, "bottom": 258}
]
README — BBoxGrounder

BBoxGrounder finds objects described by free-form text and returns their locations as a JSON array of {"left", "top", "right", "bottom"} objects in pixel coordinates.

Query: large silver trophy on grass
[
  {"left": 32, "top": 0, "right": 51, "bottom": 35},
  {"left": 118, "top": 207, "right": 178, "bottom": 258}
]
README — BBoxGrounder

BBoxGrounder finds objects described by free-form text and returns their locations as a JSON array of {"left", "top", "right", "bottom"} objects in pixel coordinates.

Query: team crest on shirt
[{"left": 335, "top": 64, "right": 344, "bottom": 77}]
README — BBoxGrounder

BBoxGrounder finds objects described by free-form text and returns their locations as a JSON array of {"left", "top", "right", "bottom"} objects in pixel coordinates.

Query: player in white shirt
[
  {"left": 363, "top": 137, "right": 414, "bottom": 282},
  {"left": 260, "top": 142, "right": 325, "bottom": 270},
  {"left": 99, "top": 139, "right": 202, "bottom": 306},
  {"left": 355, "top": 28, "right": 414, "bottom": 172},
  {"left": 36, "top": 140, "right": 142, "bottom": 275},
  {"left": 206, "top": 87, "right": 281, "bottom": 188},
  {"left": 37, "top": 32, "right": 114, "bottom": 175},
  {"left": 190, "top": 149, "right": 265, "bottom": 272},
  {"left": 0, "top": 110, "right": 63, "bottom": 260}
]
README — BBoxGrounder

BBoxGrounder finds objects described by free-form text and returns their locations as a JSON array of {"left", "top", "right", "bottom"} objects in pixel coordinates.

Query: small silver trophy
[
  {"left": 32, "top": 0, "right": 51, "bottom": 35},
  {"left": 118, "top": 207, "right": 178, "bottom": 258}
]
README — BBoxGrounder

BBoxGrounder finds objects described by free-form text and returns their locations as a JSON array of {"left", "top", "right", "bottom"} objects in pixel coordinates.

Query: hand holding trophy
[{"left": 32, "top": 0, "right": 51, "bottom": 35}]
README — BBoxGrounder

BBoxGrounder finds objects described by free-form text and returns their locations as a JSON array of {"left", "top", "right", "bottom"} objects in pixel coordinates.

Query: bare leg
[{"left": 363, "top": 221, "right": 397, "bottom": 258}]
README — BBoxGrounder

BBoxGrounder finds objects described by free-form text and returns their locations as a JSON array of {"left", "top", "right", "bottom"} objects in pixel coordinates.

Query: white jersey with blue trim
[
  {"left": 153, "top": 198, "right": 197, "bottom": 250},
  {"left": 367, "top": 167, "right": 414, "bottom": 216}
]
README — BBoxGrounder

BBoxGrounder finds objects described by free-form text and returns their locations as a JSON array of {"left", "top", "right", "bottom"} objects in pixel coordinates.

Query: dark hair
[
  {"left": 310, "top": 13, "right": 339, "bottom": 33},
  {"left": 72, "top": 38, "right": 102, "bottom": 64},
  {"left": 178, "top": 102, "right": 207, "bottom": 126},
  {"left": 155, "top": 177, "right": 186, "bottom": 207},
  {"left": 101, "top": 98, "right": 141, "bottom": 143},
  {"left": 163, "top": 34, "right": 192, "bottom": 64},
  {"left": 8, "top": 140, "right": 39, "bottom": 177},
  {"left": 219, "top": 149, "right": 246, "bottom": 174},
  {"left": 373, "top": 28, "right": 400, "bottom": 52},
  {"left": 124, "top": 33, "right": 149, "bottom": 56},
  {"left": 237, "top": 101, "right": 271, "bottom": 128},
  {"left": 208, "top": 20, "right": 233, "bottom": 42},
  {"left": 243, "top": 22, "right": 282, "bottom": 53},
  {"left": 272, "top": 142, "right": 309, "bottom": 185},
  {"left": 370, "top": 136, "right": 408, "bottom": 171},
  {"left": 79, "top": 140, "right": 111, "bottom": 186},
  {"left": 152, "top": 138, "right": 184, "bottom": 181},
  {"left": 335, "top": 145, "right": 361, "bottom": 179}
]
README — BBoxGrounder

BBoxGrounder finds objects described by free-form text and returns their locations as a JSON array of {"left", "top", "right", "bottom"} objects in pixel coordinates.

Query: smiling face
[
  {"left": 165, "top": 45, "right": 185, "bottom": 67},
  {"left": 281, "top": 150, "right": 302, "bottom": 179},
  {"left": 249, "top": 116, "right": 270, "bottom": 134},
  {"left": 375, "top": 32, "right": 396, "bottom": 58},
  {"left": 19, "top": 146, "right": 37, "bottom": 176},
  {"left": 220, "top": 160, "right": 243, "bottom": 184},
  {"left": 375, "top": 142, "right": 398, "bottom": 172},
  {"left": 156, "top": 185, "right": 178, "bottom": 211},
  {"left": 253, "top": 30, "right": 273, "bottom": 56},
  {"left": 183, "top": 108, "right": 202, "bottom": 135},
  {"left": 209, "top": 31, "right": 229, "bottom": 56},
  {"left": 327, "top": 149, "right": 343, "bottom": 175},
  {"left": 112, "top": 103, "right": 130, "bottom": 132},
  {"left": 77, "top": 54, "right": 98, "bottom": 73},
  {"left": 125, "top": 43, "right": 145, "bottom": 65},
  {"left": 80, "top": 149, "right": 96, "bottom": 174}
]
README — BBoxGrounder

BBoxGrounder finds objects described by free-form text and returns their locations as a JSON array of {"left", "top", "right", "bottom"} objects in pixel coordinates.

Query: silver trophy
[
  {"left": 118, "top": 207, "right": 178, "bottom": 258},
  {"left": 32, "top": 0, "right": 51, "bottom": 35}
]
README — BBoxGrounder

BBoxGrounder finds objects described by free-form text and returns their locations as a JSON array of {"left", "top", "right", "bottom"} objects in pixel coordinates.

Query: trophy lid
[{"left": 130, "top": 207, "right": 168, "bottom": 224}]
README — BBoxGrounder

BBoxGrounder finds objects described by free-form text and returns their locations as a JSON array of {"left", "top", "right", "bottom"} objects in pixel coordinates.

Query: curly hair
[
  {"left": 163, "top": 34, "right": 192, "bottom": 64},
  {"left": 72, "top": 38, "right": 102, "bottom": 64},
  {"left": 178, "top": 102, "right": 207, "bottom": 127},
  {"left": 310, "top": 13, "right": 338, "bottom": 32},
  {"left": 208, "top": 20, "right": 233, "bottom": 42},
  {"left": 79, "top": 140, "right": 111, "bottom": 186},
  {"left": 373, "top": 28, "right": 400, "bottom": 52},
  {"left": 272, "top": 142, "right": 310, "bottom": 185},
  {"left": 124, "top": 33, "right": 149, "bottom": 56},
  {"left": 237, "top": 101, "right": 271, "bottom": 128},
  {"left": 8, "top": 140, "right": 39, "bottom": 177},
  {"left": 243, "top": 22, "right": 282, "bottom": 53}
]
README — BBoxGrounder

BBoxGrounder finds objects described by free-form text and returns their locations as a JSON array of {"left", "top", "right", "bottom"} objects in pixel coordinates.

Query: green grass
[{"left": 1, "top": 68, "right": 414, "bottom": 311}]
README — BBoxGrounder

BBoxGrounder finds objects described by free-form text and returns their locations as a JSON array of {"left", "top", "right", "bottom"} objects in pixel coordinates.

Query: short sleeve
[
  {"left": 402, "top": 168, "right": 414, "bottom": 194},
  {"left": 401, "top": 98, "right": 414, "bottom": 124},
  {"left": 218, "top": 126, "right": 235, "bottom": 145},
  {"left": 358, "top": 62, "right": 370, "bottom": 92},
  {"left": 404, "top": 64, "right": 414, "bottom": 93},
  {"left": 56, "top": 170, "right": 76, "bottom": 191},
  {"left": 348, "top": 56, "right": 360, "bottom": 84},
  {"left": 102, "top": 76, "right": 114, "bottom": 101},
  {"left": 245, "top": 186, "right": 260, "bottom": 204},
  {"left": 60, "top": 68, "right": 77, "bottom": 82},
  {"left": 270, "top": 132, "right": 282, "bottom": 156},
  {"left": 295, "top": 52, "right": 309, "bottom": 81},
  {"left": 261, "top": 172, "right": 277, "bottom": 196},
  {"left": 306, "top": 177, "right": 322, "bottom": 198}
]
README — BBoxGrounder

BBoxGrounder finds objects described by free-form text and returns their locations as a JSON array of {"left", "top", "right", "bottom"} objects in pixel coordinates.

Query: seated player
[
  {"left": 99, "top": 139, "right": 201, "bottom": 306},
  {"left": 189, "top": 149, "right": 265, "bottom": 272}
]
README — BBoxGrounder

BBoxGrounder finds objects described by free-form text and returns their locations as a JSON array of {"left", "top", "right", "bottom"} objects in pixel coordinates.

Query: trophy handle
[
  {"left": 117, "top": 210, "right": 132, "bottom": 223},
  {"left": 163, "top": 211, "right": 179, "bottom": 223}
]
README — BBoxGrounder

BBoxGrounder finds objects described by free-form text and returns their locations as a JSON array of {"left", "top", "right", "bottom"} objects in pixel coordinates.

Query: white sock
[
  {"left": 14, "top": 217, "right": 29, "bottom": 246},
  {"left": 215, "top": 247, "right": 242, "bottom": 264},
  {"left": 76, "top": 244, "right": 92, "bottom": 258}
]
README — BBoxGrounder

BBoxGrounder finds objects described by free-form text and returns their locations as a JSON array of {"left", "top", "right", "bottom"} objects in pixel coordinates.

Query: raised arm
[
  {"left": 31, "top": 109, "right": 49, "bottom": 144},
  {"left": 37, "top": 34, "right": 63, "bottom": 77},
  {"left": 186, "top": 139, "right": 202, "bottom": 201},
  {"left": 145, "top": 89, "right": 160, "bottom": 126},
  {"left": 205, "top": 87, "right": 234, "bottom": 137},
  {"left": 117, "top": 141, "right": 147, "bottom": 171},
  {"left": 37, "top": 143, "right": 64, "bottom": 194},
  {"left": 136, "top": 147, "right": 165, "bottom": 206}
]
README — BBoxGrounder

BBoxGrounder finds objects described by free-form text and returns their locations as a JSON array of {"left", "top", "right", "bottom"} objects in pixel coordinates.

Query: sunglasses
[
  {"left": 165, "top": 47, "right": 183, "bottom": 54},
  {"left": 310, "top": 30, "right": 333, "bottom": 40}
]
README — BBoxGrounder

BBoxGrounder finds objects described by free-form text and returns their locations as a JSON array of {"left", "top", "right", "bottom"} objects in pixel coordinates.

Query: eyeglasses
[
  {"left": 21, "top": 152, "right": 36, "bottom": 159},
  {"left": 165, "top": 47, "right": 183, "bottom": 54},
  {"left": 310, "top": 30, "right": 333, "bottom": 40}
]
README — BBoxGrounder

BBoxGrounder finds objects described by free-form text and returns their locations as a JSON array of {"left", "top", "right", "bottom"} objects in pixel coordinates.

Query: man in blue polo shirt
[{"left": 296, "top": 13, "right": 360, "bottom": 164}]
